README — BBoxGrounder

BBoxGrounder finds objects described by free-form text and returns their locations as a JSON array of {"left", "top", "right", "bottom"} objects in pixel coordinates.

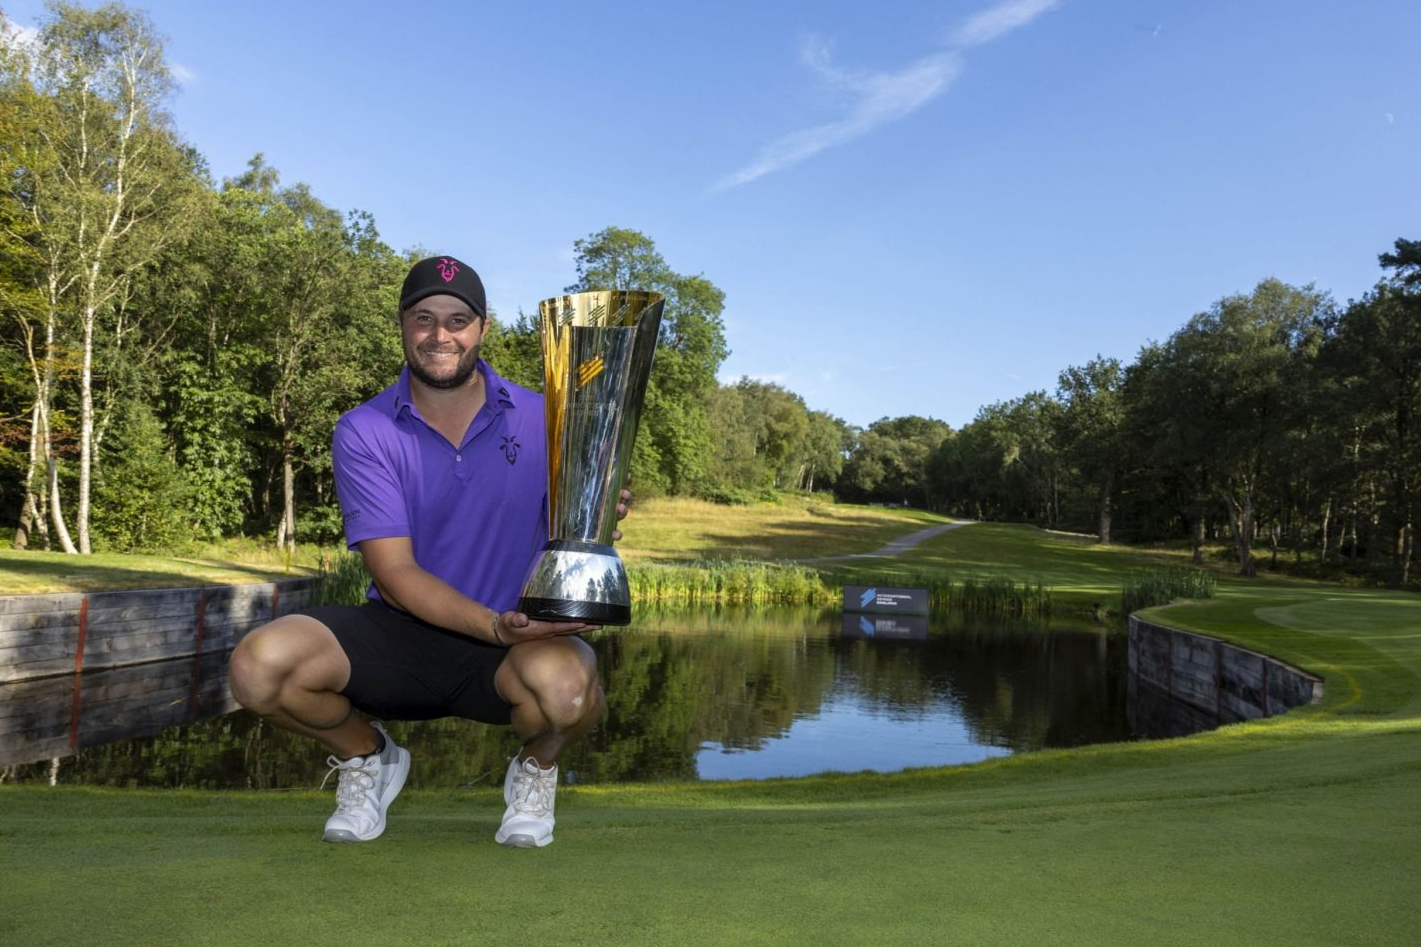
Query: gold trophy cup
[{"left": 517, "top": 290, "right": 664, "bottom": 625}]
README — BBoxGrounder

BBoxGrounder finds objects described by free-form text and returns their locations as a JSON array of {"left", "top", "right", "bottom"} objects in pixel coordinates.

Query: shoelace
[
  {"left": 509, "top": 765, "right": 555, "bottom": 817},
  {"left": 321, "top": 755, "right": 377, "bottom": 811}
]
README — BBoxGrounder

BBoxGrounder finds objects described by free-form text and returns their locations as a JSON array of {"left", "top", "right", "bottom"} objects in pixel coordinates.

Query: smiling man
[{"left": 229, "top": 255, "right": 622, "bottom": 849}]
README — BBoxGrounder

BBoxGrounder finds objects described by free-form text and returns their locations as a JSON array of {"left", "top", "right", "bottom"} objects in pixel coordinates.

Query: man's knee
[
  {"left": 229, "top": 616, "right": 342, "bottom": 713},
  {"left": 509, "top": 639, "right": 602, "bottom": 728}
]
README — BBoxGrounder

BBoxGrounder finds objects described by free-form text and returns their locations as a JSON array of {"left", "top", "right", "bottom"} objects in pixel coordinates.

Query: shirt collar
[{"left": 389, "top": 360, "right": 518, "bottom": 419}]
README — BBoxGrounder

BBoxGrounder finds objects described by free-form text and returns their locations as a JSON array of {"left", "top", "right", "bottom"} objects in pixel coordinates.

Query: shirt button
[{"left": 455, "top": 454, "right": 462, "bottom": 462}]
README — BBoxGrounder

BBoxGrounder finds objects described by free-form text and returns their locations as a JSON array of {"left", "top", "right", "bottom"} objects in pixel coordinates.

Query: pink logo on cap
[{"left": 436, "top": 258, "right": 459, "bottom": 282}]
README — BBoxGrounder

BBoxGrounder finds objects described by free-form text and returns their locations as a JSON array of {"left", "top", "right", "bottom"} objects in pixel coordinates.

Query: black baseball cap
[{"left": 399, "top": 256, "right": 487, "bottom": 318}]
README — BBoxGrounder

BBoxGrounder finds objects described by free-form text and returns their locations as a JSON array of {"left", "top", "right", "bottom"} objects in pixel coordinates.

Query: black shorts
[{"left": 300, "top": 602, "right": 513, "bottom": 725}]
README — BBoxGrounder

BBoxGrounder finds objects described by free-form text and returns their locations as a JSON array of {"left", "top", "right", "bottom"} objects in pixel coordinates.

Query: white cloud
[
  {"left": 716, "top": 0, "right": 1063, "bottom": 189},
  {"left": 954, "top": 0, "right": 1064, "bottom": 48},
  {"left": 716, "top": 42, "right": 961, "bottom": 189},
  {"left": 170, "top": 62, "right": 197, "bottom": 85},
  {"left": 1385, "top": 112, "right": 1396, "bottom": 125}
]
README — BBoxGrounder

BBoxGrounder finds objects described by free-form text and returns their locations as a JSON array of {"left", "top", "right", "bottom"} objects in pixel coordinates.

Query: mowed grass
[
  {"left": 4, "top": 500, "right": 1421, "bottom": 944},
  {"left": 3, "top": 707, "right": 1418, "bottom": 945}
]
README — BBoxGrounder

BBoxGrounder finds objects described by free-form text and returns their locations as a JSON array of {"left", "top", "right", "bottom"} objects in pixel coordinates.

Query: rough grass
[
  {"left": 617, "top": 494, "right": 949, "bottom": 563},
  {"left": 0, "top": 546, "right": 316, "bottom": 594}
]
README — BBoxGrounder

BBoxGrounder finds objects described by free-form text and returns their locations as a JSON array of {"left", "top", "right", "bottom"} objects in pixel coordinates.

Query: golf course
[{"left": 2, "top": 496, "right": 1418, "bottom": 946}]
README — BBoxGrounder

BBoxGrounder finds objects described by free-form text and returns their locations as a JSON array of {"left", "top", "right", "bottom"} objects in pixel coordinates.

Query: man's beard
[{"left": 405, "top": 341, "right": 482, "bottom": 390}]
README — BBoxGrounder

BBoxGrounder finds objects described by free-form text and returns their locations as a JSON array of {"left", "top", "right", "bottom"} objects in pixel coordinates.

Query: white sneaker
[
  {"left": 495, "top": 755, "right": 557, "bottom": 848},
  {"left": 321, "top": 722, "right": 410, "bottom": 843}
]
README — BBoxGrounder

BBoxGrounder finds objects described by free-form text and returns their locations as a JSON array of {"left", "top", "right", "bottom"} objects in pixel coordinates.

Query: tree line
[
  {"left": 0, "top": 2, "right": 841, "bottom": 555},
  {"left": 3, "top": 3, "right": 1417, "bottom": 591},
  {"left": 837, "top": 253, "right": 1421, "bottom": 589}
]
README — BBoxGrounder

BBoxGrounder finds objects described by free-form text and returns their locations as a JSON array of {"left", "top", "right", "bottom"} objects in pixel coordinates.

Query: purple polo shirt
[{"left": 331, "top": 361, "right": 548, "bottom": 613}]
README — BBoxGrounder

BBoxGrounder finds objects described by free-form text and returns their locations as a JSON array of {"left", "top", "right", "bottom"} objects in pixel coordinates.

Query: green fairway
[
  {"left": 3, "top": 502, "right": 1420, "bottom": 945},
  {"left": 3, "top": 715, "right": 1417, "bottom": 946}
]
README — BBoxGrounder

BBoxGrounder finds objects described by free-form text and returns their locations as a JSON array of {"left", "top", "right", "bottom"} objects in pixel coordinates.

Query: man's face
[{"left": 400, "top": 294, "right": 489, "bottom": 390}]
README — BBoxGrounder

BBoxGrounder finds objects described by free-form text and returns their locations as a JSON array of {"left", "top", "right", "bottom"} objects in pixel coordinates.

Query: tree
[
  {"left": 705, "top": 382, "right": 761, "bottom": 489},
  {"left": 91, "top": 398, "right": 189, "bottom": 550},
  {"left": 1324, "top": 240, "right": 1421, "bottom": 585},
  {"left": 568, "top": 227, "right": 728, "bottom": 494},
  {"left": 0, "top": 28, "right": 54, "bottom": 549},
  {"left": 9, "top": 1, "right": 203, "bottom": 553},
  {"left": 1379, "top": 239, "right": 1421, "bottom": 285},
  {"left": 1150, "top": 280, "right": 1329, "bottom": 575},
  {"left": 798, "top": 410, "right": 852, "bottom": 493},
  {"left": 1056, "top": 357, "right": 1125, "bottom": 542},
  {"left": 480, "top": 310, "right": 542, "bottom": 393},
  {"left": 181, "top": 157, "right": 402, "bottom": 552},
  {"left": 841, "top": 415, "right": 951, "bottom": 508}
]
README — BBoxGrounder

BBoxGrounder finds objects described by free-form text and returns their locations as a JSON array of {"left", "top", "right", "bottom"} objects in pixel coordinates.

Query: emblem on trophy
[{"left": 517, "top": 290, "right": 665, "bottom": 625}]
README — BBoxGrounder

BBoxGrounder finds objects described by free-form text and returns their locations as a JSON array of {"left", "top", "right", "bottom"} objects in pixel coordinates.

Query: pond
[{"left": 0, "top": 606, "right": 1190, "bottom": 789}]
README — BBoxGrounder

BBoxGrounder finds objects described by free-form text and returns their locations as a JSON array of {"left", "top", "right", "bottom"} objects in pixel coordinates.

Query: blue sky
[{"left": 5, "top": 0, "right": 1419, "bottom": 429}]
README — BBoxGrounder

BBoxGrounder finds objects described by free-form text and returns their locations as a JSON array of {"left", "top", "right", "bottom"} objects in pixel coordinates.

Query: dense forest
[{"left": 2, "top": 4, "right": 1418, "bottom": 589}]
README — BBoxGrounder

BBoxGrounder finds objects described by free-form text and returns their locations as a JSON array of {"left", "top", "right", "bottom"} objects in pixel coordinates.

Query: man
[{"left": 230, "top": 255, "right": 623, "bottom": 848}]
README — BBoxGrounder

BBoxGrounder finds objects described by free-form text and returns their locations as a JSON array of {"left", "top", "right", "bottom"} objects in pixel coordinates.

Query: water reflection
[{"left": 1, "top": 607, "right": 1157, "bottom": 788}]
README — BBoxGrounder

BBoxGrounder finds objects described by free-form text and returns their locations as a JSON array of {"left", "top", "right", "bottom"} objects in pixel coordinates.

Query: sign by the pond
[
  {"left": 843, "top": 585, "right": 929, "bottom": 615},
  {"left": 840, "top": 612, "right": 929, "bottom": 640}
]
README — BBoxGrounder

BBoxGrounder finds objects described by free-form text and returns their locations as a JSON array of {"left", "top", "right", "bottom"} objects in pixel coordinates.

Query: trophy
[{"left": 517, "top": 290, "right": 665, "bottom": 625}]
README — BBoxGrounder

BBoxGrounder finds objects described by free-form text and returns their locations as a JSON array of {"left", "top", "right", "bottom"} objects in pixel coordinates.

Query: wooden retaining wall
[
  {"left": 0, "top": 578, "right": 317, "bottom": 685},
  {"left": 1128, "top": 615, "right": 1324, "bottom": 728},
  {"left": 0, "top": 651, "right": 238, "bottom": 767}
]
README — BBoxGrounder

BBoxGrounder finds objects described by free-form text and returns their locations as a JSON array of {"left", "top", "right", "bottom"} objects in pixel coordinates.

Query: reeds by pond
[
  {"left": 940, "top": 576, "right": 1053, "bottom": 620},
  {"left": 314, "top": 552, "right": 371, "bottom": 606},
  {"left": 317, "top": 553, "right": 1058, "bottom": 619},
  {"left": 1120, "top": 568, "right": 1217, "bottom": 615},
  {"left": 817, "top": 568, "right": 1053, "bottom": 620},
  {"left": 627, "top": 561, "right": 837, "bottom": 606}
]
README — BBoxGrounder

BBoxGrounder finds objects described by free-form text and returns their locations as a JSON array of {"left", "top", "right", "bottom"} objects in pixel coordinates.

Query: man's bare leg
[
  {"left": 492, "top": 635, "right": 603, "bottom": 847},
  {"left": 228, "top": 615, "right": 380, "bottom": 758},
  {"left": 230, "top": 615, "right": 410, "bottom": 842},
  {"left": 494, "top": 635, "right": 606, "bottom": 765}
]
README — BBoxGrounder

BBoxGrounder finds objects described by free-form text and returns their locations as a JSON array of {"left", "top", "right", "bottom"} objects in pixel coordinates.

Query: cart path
[{"left": 794, "top": 520, "right": 975, "bottom": 564}]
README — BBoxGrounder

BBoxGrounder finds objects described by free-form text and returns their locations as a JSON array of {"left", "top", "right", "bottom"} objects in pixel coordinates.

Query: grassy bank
[
  {"left": 0, "top": 544, "right": 318, "bottom": 594},
  {"left": 616, "top": 494, "right": 947, "bottom": 563},
  {"left": 3, "top": 499, "right": 1419, "bottom": 944}
]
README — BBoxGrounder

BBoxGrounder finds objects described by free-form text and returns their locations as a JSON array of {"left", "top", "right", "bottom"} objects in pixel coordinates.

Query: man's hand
[
  {"left": 612, "top": 485, "right": 632, "bottom": 542},
  {"left": 496, "top": 611, "right": 599, "bottom": 645}
]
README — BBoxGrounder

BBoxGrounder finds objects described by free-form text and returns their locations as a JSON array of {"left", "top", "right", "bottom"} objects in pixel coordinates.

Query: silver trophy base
[{"left": 518, "top": 540, "right": 632, "bottom": 626}]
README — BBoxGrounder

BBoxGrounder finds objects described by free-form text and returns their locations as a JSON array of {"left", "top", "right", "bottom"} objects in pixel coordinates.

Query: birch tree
[{"left": 20, "top": 1, "right": 200, "bottom": 552}]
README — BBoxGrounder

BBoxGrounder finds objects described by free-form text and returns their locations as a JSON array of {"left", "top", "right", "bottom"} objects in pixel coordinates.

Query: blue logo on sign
[
  {"left": 859, "top": 587, "right": 877, "bottom": 609},
  {"left": 859, "top": 615, "right": 875, "bottom": 637}
]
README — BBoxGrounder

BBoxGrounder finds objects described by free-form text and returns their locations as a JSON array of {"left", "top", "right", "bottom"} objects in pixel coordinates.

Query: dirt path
[{"left": 795, "top": 520, "right": 974, "bottom": 564}]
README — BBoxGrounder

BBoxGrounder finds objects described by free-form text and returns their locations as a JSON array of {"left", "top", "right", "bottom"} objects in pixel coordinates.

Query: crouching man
[{"left": 230, "top": 255, "right": 624, "bottom": 847}]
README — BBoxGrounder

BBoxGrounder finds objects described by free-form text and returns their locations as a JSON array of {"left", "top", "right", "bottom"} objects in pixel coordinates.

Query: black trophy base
[{"left": 518, "top": 596, "right": 632, "bottom": 626}]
